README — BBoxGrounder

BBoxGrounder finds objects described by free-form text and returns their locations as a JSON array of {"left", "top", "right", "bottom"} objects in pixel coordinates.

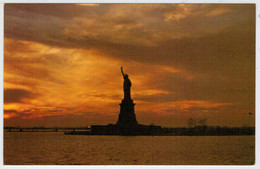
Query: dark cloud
[
  {"left": 4, "top": 106, "right": 80, "bottom": 120},
  {"left": 4, "top": 109, "right": 18, "bottom": 114},
  {"left": 4, "top": 88, "right": 38, "bottom": 103},
  {"left": 4, "top": 4, "right": 255, "bottom": 83},
  {"left": 4, "top": 4, "right": 96, "bottom": 19},
  {"left": 6, "top": 16, "right": 254, "bottom": 80},
  {"left": 141, "top": 71, "right": 254, "bottom": 104}
]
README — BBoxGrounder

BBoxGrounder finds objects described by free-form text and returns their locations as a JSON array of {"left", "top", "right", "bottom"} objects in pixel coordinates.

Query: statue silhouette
[
  {"left": 121, "top": 67, "right": 131, "bottom": 100},
  {"left": 117, "top": 66, "right": 138, "bottom": 129}
]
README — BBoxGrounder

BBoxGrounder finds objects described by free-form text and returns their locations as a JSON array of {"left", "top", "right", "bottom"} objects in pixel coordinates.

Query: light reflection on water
[{"left": 4, "top": 132, "right": 255, "bottom": 165}]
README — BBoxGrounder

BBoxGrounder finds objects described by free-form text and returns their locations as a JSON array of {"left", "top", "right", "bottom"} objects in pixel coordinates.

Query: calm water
[{"left": 4, "top": 132, "right": 254, "bottom": 165}]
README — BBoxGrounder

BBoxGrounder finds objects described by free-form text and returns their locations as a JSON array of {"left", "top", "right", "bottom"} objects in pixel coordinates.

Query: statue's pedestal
[{"left": 116, "top": 98, "right": 138, "bottom": 128}]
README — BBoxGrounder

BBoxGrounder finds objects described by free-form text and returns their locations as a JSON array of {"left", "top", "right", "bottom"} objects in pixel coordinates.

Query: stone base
[{"left": 116, "top": 98, "right": 138, "bottom": 128}]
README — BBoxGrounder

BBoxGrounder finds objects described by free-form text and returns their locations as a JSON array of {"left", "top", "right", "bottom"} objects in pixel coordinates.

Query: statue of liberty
[
  {"left": 117, "top": 66, "right": 138, "bottom": 129},
  {"left": 121, "top": 66, "right": 131, "bottom": 100}
]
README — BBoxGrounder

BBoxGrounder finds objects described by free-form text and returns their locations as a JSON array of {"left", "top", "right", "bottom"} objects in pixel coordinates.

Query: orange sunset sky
[{"left": 4, "top": 4, "right": 255, "bottom": 127}]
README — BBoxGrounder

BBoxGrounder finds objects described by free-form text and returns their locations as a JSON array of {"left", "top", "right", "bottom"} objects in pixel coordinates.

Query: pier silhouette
[{"left": 4, "top": 126, "right": 91, "bottom": 132}]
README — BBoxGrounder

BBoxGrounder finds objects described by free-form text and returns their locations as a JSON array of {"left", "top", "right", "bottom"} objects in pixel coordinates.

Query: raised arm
[{"left": 121, "top": 66, "right": 125, "bottom": 77}]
